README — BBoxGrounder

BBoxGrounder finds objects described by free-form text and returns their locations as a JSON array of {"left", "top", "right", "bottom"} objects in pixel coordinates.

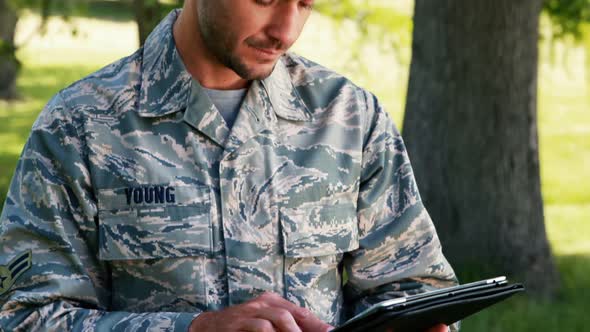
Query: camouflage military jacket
[{"left": 0, "top": 9, "right": 457, "bottom": 332}]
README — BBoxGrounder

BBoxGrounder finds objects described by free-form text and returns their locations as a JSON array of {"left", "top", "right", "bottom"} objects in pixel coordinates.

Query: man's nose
[{"left": 265, "top": 3, "right": 304, "bottom": 49}]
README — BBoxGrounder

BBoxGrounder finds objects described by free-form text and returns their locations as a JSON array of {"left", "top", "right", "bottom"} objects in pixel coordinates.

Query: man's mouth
[
  {"left": 254, "top": 47, "right": 279, "bottom": 55},
  {"left": 249, "top": 45, "right": 282, "bottom": 60},
  {"left": 246, "top": 37, "right": 284, "bottom": 60}
]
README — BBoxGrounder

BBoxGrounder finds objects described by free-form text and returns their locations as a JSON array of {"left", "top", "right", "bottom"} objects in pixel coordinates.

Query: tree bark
[
  {"left": 403, "top": 0, "right": 559, "bottom": 296},
  {"left": 0, "top": 0, "right": 19, "bottom": 100},
  {"left": 133, "top": 0, "right": 162, "bottom": 46}
]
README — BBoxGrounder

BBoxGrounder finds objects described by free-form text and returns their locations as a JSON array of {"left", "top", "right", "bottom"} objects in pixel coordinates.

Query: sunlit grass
[
  {"left": 546, "top": 204, "right": 590, "bottom": 255},
  {"left": 538, "top": 68, "right": 590, "bottom": 206},
  {"left": 1, "top": 6, "right": 589, "bottom": 331},
  {"left": 15, "top": 11, "right": 138, "bottom": 66}
]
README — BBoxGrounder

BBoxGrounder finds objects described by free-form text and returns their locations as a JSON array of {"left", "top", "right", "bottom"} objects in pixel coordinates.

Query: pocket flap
[
  {"left": 280, "top": 203, "right": 359, "bottom": 258},
  {"left": 97, "top": 185, "right": 212, "bottom": 260}
]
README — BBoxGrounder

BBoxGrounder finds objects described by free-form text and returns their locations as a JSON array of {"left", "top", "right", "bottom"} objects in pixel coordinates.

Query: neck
[{"left": 173, "top": 2, "right": 249, "bottom": 90}]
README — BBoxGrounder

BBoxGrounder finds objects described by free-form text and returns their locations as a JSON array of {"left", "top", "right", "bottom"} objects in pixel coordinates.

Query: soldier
[{"left": 0, "top": 1, "right": 458, "bottom": 331}]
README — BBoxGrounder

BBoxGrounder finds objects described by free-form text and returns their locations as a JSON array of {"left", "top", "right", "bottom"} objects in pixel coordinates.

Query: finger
[
  {"left": 298, "top": 318, "right": 333, "bottom": 332},
  {"left": 256, "top": 308, "right": 301, "bottom": 332},
  {"left": 256, "top": 293, "right": 310, "bottom": 319},
  {"left": 255, "top": 293, "right": 333, "bottom": 332},
  {"left": 240, "top": 318, "right": 277, "bottom": 332},
  {"left": 290, "top": 307, "right": 333, "bottom": 332},
  {"left": 425, "top": 323, "right": 448, "bottom": 332}
]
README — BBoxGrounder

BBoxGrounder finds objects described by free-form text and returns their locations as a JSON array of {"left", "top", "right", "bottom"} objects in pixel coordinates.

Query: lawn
[{"left": 1, "top": 6, "right": 589, "bottom": 332}]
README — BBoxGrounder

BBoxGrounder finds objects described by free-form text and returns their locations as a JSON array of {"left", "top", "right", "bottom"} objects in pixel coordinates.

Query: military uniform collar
[
  {"left": 261, "top": 56, "right": 312, "bottom": 122},
  {"left": 136, "top": 9, "right": 312, "bottom": 123},
  {"left": 137, "top": 9, "right": 192, "bottom": 118}
]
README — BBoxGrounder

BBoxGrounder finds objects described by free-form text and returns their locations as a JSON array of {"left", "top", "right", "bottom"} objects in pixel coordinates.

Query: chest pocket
[
  {"left": 280, "top": 202, "right": 359, "bottom": 257},
  {"left": 97, "top": 184, "right": 212, "bottom": 260}
]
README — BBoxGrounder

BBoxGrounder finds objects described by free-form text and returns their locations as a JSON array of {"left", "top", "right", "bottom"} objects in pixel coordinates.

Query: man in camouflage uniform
[{"left": 0, "top": 1, "right": 458, "bottom": 331}]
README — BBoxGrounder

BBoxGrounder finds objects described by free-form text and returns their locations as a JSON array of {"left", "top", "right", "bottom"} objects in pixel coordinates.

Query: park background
[{"left": 0, "top": 0, "right": 588, "bottom": 330}]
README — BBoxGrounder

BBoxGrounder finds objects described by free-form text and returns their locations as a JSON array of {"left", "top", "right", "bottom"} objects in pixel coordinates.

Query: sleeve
[
  {"left": 343, "top": 91, "right": 459, "bottom": 331},
  {"left": 0, "top": 93, "right": 199, "bottom": 332}
]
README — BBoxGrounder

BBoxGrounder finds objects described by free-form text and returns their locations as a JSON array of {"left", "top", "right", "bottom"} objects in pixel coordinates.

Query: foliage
[
  {"left": 543, "top": 0, "right": 590, "bottom": 39},
  {"left": 6, "top": 0, "right": 590, "bottom": 44},
  {"left": 314, "top": 0, "right": 412, "bottom": 64},
  {"left": 10, "top": 0, "right": 88, "bottom": 24},
  {"left": 314, "top": 0, "right": 590, "bottom": 54},
  {"left": 7, "top": 0, "right": 89, "bottom": 48},
  {"left": 6, "top": 1, "right": 590, "bottom": 52}
]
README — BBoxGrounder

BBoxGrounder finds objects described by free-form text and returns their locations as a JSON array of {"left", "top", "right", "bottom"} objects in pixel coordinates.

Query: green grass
[
  {"left": 460, "top": 257, "right": 590, "bottom": 331},
  {"left": 1, "top": 7, "right": 589, "bottom": 331},
  {"left": 457, "top": 206, "right": 590, "bottom": 331},
  {"left": 538, "top": 86, "right": 590, "bottom": 206}
]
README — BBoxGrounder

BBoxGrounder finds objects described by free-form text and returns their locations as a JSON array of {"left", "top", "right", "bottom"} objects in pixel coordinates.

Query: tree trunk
[
  {"left": 133, "top": 0, "right": 162, "bottom": 46},
  {"left": 0, "top": 0, "right": 19, "bottom": 100},
  {"left": 403, "top": 0, "right": 559, "bottom": 297}
]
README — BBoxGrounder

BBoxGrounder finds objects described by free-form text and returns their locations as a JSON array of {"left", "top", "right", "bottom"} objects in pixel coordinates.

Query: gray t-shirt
[{"left": 203, "top": 87, "right": 248, "bottom": 129}]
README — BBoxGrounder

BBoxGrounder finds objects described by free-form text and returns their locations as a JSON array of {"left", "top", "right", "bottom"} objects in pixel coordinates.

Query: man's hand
[
  {"left": 188, "top": 292, "right": 333, "bottom": 332},
  {"left": 425, "top": 323, "right": 449, "bottom": 332}
]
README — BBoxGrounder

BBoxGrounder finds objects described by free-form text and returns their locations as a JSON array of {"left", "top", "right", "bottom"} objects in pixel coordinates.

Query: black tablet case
[{"left": 334, "top": 283, "right": 525, "bottom": 332}]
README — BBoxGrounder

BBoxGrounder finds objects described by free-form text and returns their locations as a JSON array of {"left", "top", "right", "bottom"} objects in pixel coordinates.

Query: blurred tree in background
[
  {"left": 133, "top": 0, "right": 192, "bottom": 45},
  {"left": 0, "top": 0, "right": 20, "bottom": 99},
  {"left": 402, "top": 0, "right": 558, "bottom": 297},
  {"left": 0, "top": 0, "right": 179, "bottom": 99},
  {"left": 3, "top": 0, "right": 590, "bottom": 99},
  {"left": 1, "top": 0, "right": 85, "bottom": 98},
  {"left": 133, "top": 0, "right": 164, "bottom": 45}
]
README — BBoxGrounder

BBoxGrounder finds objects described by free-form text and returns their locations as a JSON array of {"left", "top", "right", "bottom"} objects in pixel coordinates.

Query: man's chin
[{"left": 232, "top": 61, "right": 277, "bottom": 81}]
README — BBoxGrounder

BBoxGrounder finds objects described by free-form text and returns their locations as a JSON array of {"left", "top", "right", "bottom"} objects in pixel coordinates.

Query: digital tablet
[{"left": 334, "top": 276, "right": 525, "bottom": 332}]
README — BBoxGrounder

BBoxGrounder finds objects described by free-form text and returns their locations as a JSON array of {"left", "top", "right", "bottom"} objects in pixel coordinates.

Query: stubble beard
[{"left": 198, "top": 13, "right": 277, "bottom": 81}]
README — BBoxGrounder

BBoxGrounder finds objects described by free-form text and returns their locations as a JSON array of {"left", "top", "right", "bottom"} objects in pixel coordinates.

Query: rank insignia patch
[{"left": 0, "top": 250, "right": 32, "bottom": 296}]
